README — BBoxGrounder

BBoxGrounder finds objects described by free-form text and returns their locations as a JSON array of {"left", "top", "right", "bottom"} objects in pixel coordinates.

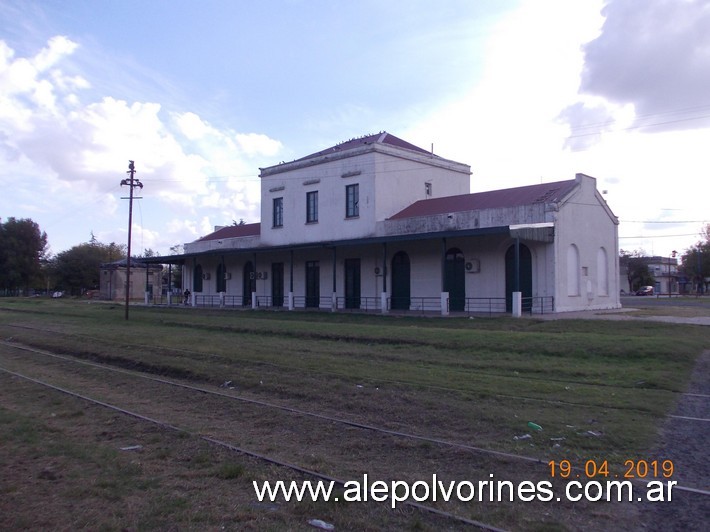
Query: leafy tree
[
  {"left": 679, "top": 224, "right": 710, "bottom": 294},
  {"left": 0, "top": 217, "right": 48, "bottom": 294},
  {"left": 169, "top": 244, "right": 183, "bottom": 290},
  {"left": 619, "top": 249, "right": 655, "bottom": 292},
  {"left": 51, "top": 240, "right": 126, "bottom": 296}
]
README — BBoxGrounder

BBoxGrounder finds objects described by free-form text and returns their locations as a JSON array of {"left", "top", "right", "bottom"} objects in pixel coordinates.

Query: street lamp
[{"left": 668, "top": 250, "right": 677, "bottom": 297}]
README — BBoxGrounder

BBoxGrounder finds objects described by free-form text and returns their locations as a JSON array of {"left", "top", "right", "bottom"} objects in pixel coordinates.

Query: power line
[
  {"left": 565, "top": 103, "right": 710, "bottom": 137},
  {"left": 621, "top": 220, "right": 707, "bottom": 224},
  {"left": 120, "top": 160, "right": 143, "bottom": 321},
  {"left": 619, "top": 233, "right": 699, "bottom": 239}
]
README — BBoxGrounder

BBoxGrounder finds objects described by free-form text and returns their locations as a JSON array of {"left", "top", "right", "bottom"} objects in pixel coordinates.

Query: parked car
[{"left": 635, "top": 286, "right": 654, "bottom": 296}]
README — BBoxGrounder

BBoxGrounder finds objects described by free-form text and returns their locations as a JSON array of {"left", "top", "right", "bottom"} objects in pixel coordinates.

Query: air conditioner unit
[
  {"left": 465, "top": 259, "right": 481, "bottom": 273},
  {"left": 203, "top": 273, "right": 211, "bottom": 280}
]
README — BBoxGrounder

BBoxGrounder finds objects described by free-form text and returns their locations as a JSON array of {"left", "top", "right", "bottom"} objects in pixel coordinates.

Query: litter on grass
[{"left": 308, "top": 519, "right": 335, "bottom": 530}]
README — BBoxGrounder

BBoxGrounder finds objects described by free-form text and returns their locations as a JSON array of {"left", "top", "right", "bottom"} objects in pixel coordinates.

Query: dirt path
[
  {"left": 535, "top": 310, "right": 709, "bottom": 529},
  {"left": 641, "top": 350, "right": 709, "bottom": 530}
]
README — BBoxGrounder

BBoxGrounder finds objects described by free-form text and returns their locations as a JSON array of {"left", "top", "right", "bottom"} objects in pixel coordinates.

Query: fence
[
  {"left": 151, "top": 292, "right": 554, "bottom": 316},
  {"left": 523, "top": 296, "right": 555, "bottom": 315}
]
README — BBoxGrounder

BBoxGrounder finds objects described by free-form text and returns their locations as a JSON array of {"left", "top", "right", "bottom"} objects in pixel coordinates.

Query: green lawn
[
  {"left": 1, "top": 298, "right": 707, "bottom": 530},
  {"left": 1, "top": 298, "right": 706, "bottom": 460}
]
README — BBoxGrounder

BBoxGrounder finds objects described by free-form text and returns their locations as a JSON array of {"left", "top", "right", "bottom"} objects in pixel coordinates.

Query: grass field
[{"left": 0, "top": 298, "right": 707, "bottom": 530}]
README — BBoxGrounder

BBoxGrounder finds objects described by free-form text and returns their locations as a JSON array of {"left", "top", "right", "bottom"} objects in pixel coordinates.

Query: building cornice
[{"left": 259, "top": 142, "right": 470, "bottom": 178}]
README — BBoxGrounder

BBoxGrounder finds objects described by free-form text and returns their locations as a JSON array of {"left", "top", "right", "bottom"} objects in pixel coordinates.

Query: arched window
[
  {"left": 567, "top": 244, "right": 580, "bottom": 296},
  {"left": 597, "top": 247, "right": 609, "bottom": 296}
]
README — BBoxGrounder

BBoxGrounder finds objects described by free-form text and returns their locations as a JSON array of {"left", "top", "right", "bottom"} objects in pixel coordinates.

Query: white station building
[{"left": 164, "top": 132, "right": 620, "bottom": 315}]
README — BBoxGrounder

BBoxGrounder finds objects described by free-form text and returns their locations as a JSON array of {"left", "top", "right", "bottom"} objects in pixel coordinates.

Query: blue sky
[{"left": 1, "top": 0, "right": 709, "bottom": 258}]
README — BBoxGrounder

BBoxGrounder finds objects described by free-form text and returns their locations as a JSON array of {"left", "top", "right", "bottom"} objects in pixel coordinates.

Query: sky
[{"left": 1, "top": 0, "right": 708, "bottom": 259}]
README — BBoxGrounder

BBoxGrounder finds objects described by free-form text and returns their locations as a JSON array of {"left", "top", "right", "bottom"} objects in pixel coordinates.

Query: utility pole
[{"left": 120, "top": 160, "right": 143, "bottom": 320}]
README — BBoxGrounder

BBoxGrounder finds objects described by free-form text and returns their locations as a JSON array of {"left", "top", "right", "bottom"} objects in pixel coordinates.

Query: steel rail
[
  {"left": 0, "top": 365, "right": 509, "bottom": 532},
  {"left": 1, "top": 322, "right": 700, "bottom": 395},
  {"left": 1, "top": 340, "right": 708, "bottom": 497},
  {"left": 0, "top": 340, "right": 544, "bottom": 465}
]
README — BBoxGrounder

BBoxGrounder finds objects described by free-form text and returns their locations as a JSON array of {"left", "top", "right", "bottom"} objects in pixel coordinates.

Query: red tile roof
[
  {"left": 389, "top": 179, "right": 578, "bottom": 220},
  {"left": 294, "top": 132, "right": 431, "bottom": 162},
  {"left": 197, "top": 223, "right": 261, "bottom": 241}
]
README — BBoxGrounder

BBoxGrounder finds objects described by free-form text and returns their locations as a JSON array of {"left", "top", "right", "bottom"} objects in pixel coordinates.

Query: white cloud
[
  {"left": 0, "top": 36, "right": 283, "bottom": 253},
  {"left": 568, "top": 0, "right": 710, "bottom": 133},
  {"left": 405, "top": 0, "right": 605, "bottom": 186},
  {"left": 32, "top": 35, "right": 78, "bottom": 72},
  {"left": 235, "top": 133, "right": 282, "bottom": 158},
  {"left": 402, "top": 0, "right": 709, "bottom": 257},
  {"left": 174, "top": 111, "right": 217, "bottom": 140}
]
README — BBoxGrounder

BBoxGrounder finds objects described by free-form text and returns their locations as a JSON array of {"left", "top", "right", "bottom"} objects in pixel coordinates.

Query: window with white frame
[
  {"left": 346, "top": 183, "right": 359, "bottom": 218},
  {"left": 306, "top": 190, "right": 318, "bottom": 223},
  {"left": 272, "top": 197, "right": 283, "bottom": 227}
]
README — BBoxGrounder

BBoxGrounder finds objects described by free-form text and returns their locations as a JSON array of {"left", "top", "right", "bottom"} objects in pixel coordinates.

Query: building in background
[
  {"left": 99, "top": 259, "right": 158, "bottom": 301},
  {"left": 150, "top": 133, "right": 621, "bottom": 314}
]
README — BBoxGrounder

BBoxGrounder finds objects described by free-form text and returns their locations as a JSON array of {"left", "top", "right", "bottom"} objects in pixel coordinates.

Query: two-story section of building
[
  {"left": 259, "top": 132, "right": 471, "bottom": 247},
  {"left": 168, "top": 132, "right": 620, "bottom": 314}
]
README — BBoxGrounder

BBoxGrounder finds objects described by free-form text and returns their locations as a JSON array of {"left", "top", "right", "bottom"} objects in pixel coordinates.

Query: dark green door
[
  {"left": 444, "top": 248, "right": 465, "bottom": 311},
  {"left": 505, "top": 244, "right": 532, "bottom": 312},
  {"left": 243, "top": 261, "right": 255, "bottom": 306},
  {"left": 271, "top": 262, "right": 284, "bottom": 307},
  {"left": 305, "top": 261, "right": 320, "bottom": 308},
  {"left": 344, "top": 259, "right": 361, "bottom": 309},
  {"left": 216, "top": 263, "right": 226, "bottom": 293},
  {"left": 193, "top": 264, "right": 203, "bottom": 293},
  {"left": 391, "top": 251, "right": 410, "bottom": 310}
]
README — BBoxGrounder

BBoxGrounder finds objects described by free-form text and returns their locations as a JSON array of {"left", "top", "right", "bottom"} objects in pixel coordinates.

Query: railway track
[
  {"left": 1, "top": 323, "right": 701, "bottom": 415},
  {"left": 0, "top": 341, "right": 519, "bottom": 530},
  {"left": 0, "top": 365, "right": 509, "bottom": 531},
  {"left": 1, "top": 340, "right": 707, "bottom": 503},
  {"left": 2, "top": 338, "right": 708, "bottom": 472}
]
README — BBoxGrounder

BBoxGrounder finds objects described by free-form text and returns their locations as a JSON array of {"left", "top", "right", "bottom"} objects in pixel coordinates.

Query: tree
[
  {"left": 0, "top": 217, "right": 48, "bottom": 294},
  {"left": 51, "top": 240, "right": 126, "bottom": 296},
  {"left": 679, "top": 224, "right": 710, "bottom": 294},
  {"left": 619, "top": 249, "right": 655, "bottom": 293},
  {"left": 169, "top": 244, "right": 183, "bottom": 290}
]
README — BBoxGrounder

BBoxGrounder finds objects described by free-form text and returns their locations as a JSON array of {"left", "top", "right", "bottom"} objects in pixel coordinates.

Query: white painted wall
[
  {"left": 182, "top": 162, "right": 618, "bottom": 314},
  {"left": 372, "top": 149, "right": 470, "bottom": 222},
  {"left": 259, "top": 144, "right": 470, "bottom": 247},
  {"left": 553, "top": 174, "right": 620, "bottom": 311}
]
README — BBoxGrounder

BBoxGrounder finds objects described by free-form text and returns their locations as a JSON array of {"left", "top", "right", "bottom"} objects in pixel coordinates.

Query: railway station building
[{"left": 157, "top": 132, "right": 621, "bottom": 315}]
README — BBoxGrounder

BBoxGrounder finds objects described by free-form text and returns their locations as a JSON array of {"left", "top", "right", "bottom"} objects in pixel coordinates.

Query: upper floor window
[
  {"left": 273, "top": 197, "right": 283, "bottom": 227},
  {"left": 306, "top": 190, "right": 318, "bottom": 223},
  {"left": 346, "top": 184, "right": 359, "bottom": 218}
]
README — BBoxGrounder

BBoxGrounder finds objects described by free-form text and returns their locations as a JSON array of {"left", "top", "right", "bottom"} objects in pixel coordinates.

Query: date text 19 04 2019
[{"left": 548, "top": 459, "right": 674, "bottom": 479}]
